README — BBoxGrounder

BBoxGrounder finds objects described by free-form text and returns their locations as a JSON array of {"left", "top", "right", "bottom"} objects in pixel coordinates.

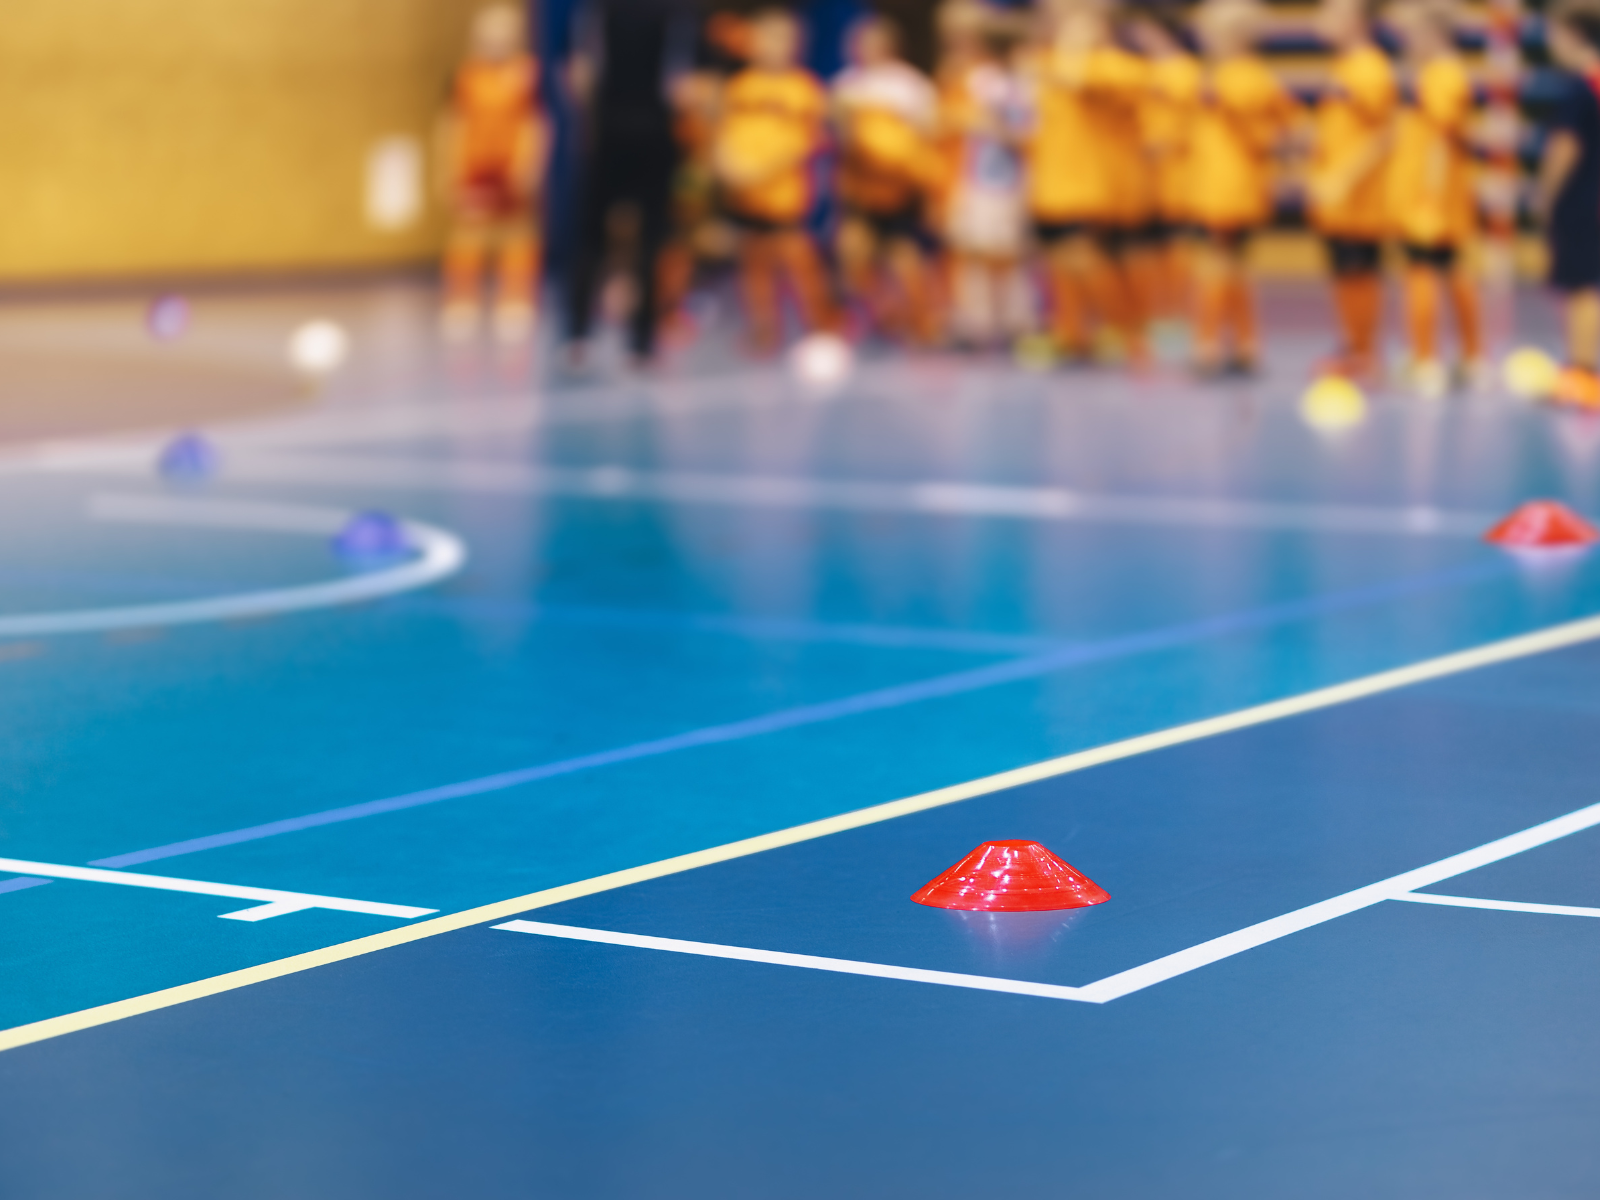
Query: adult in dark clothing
[
  {"left": 1537, "top": 0, "right": 1600, "bottom": 403},
  {"left": 563, "top": 0, "right": 689, "bottom": 365}
]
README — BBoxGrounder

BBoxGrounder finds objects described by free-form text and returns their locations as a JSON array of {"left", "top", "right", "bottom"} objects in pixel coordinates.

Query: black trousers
[{"left": 565, "top": 132, "right": 676, "bottom": 358}]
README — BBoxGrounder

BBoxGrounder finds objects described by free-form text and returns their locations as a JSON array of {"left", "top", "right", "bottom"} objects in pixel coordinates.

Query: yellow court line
[{"left": 5, "top": 609, "right": 1600, "bottom": 1054}]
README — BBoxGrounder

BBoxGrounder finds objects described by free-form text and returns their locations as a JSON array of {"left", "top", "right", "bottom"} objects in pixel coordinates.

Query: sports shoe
[{"left": 1402, "top": 357, "right": 1449, "bottom": 399}]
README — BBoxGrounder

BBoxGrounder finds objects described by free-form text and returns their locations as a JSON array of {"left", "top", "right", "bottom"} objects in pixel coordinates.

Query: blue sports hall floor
[{"left": 0, "top": 279, "right": 1598, "bottom": 1198}]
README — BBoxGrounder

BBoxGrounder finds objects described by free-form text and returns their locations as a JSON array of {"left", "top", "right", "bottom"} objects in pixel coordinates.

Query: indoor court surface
[{"left": 3, "top": 279, "right": 1600, "bottom": 1197}]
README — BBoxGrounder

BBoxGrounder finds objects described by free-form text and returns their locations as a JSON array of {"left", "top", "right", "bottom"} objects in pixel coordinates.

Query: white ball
[
  {"left": 288, "top": 320, "right": 350, "bottom": 375},
  {"left": 787, "top": 333, "right": 854, "bottom": 389}
]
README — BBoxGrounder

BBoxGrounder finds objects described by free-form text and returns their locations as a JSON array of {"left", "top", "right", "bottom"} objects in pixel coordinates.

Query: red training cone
[
  {"left": 911, "top": 840, "right": 1109, "bottom": 912},
  {"left": 1483, "top": 500, "right": 1600, "bottom": 548}
]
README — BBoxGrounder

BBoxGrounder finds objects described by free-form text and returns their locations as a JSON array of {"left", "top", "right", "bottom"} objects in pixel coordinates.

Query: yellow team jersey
[
  {"left": 1189, "top": 55, "right": 1301, "bottom": 231},
  {"left": 834, "top": 62, "right": 939, "bottom": 214},
  {"left": 1028, "top": 46, "right": 1149, "bottom": 224},
  {"left": 1310, "top": 45, "right": 1398, "bottom": 240},
  {"left": 715, "top": 67, "right": 827, "bottom": 224},
  {"left": 1387, "top": 56, "right": 1476, "bottom": 247},
  {"left": 1140, "top": 53, "right": 1203, "bottom": 224}
]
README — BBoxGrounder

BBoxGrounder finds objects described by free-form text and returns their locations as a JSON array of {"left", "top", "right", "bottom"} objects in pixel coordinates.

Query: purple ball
[{"left": 146, "top": 295, "right": 190, "bottom": 341}]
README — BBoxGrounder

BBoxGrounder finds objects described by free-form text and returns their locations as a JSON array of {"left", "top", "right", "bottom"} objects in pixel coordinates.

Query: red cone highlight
[
  {"left": 911, "top": 840, "right": 1109, "bottom": 912},
  {"left": 1484, "top": 501, "right": 1600, "bottom": 548}
]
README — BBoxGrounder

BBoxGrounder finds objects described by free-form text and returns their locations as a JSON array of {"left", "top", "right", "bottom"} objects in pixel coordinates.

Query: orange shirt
[
  {"left": 1310, "top": 45, "right": 1398, "bottom": 239},
  {"left": 453, "top": 54, "right": 539, "bottom": 179},
  {"left": 1387, "top": 56, "right": 1476, "bottom": 246},
  {"left": 715, "top": 67, "right": 828, "bottom": 223},
  {"left": 1189, "top": 55, "right": 1300, "bottom": 230},
  {"left": 1140, "top": 53, "right": 1203, "bottom": 224},
  {"left": 1028, "top": 46, "right": 1149, "bottom": 224}
]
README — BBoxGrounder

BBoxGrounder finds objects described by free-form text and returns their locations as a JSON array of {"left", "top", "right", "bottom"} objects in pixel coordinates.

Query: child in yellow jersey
[
  {"left": 935, "top": 2, "right": 1034, "bottom": 348},
  {"left": 713, "top": 8, "right": 833, "bottom": 352},
  {"left": 1386, "top": 0, "right": 1482, "bottom": 395},
  {"left": 439, "top": 4, "right": 551, "bottom": 343},
  {"left": 1028, "top": 1, "right": 1151, "bottom": 365},
  {"left": 1189, "top": 0, "right": 1302, "bottom": 376},
  {"left": 833, "top": 15, "right": 940, "bottom": 344},
  {"left": 1129, "top": 11, "right": 1203, "bottom": 326},
  {"left": 1309, "top": 0, "right": 1398, "bottom": 381}
]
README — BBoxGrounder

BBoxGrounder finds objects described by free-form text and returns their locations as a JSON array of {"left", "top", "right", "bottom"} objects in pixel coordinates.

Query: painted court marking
[
  {"left": 8, "top": 610, "right": 1600, "bottom": 1050},
  {"left": 0, "top": 857, "right": 435, "bottom": 922},
  {"left": 106, "top": 452, "right": 1501, "bottom": 539},
  {"left": 0, "top": 495, "right": 465, "bottom": 638},
  {"left": 1394, "top": 893, "right": 1600, "bottom": 919},
  {"left": 95, "top": 556, "right": 1506, "bottom": 868},
  {"left": 495, "top": 800, "right": 1600, "bottom": 1003}
]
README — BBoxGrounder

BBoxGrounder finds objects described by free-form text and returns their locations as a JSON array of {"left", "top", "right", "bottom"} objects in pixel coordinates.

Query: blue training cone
[
  {"left": 332, "top": 510, "right": 413, "bottom": 560},
  {"left": 157, "top": 432, "right": 219, "bottom": 482}
]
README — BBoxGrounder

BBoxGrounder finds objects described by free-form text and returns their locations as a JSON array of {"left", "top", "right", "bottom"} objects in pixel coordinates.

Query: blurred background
[{"left": 0, "top": 0, "right": 1554, "bottom": 288}]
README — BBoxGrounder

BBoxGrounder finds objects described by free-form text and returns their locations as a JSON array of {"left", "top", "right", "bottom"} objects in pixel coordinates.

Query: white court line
[
  {"left": 493, "top": 921, "right": 1096, "bottom": 1001},
  {"left": 0, "top": 494, "right": 466, "bottom": 637},
  {"left": 111, "top": 454, "right": 1498, "bottom": 538},
  {"left": 22, "top": 446, "right": 1500, "bottom": 538},
  {"left": 0, "top": 857, "right": 435, "bottom": 922},
  {"left": 497, "top": 798, "right": 1600, "bottom": 1004},
  {"left": 9, "top": 608, "right": 1600, "bottom": 1052},
  {"left": 1394, "top": 892, "right": 1600, "bottom": 919}
]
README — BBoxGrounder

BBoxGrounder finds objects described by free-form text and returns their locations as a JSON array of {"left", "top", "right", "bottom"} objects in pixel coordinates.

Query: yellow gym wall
[{"left": 0, "top": 0, "right": 480, "bottom": 281}]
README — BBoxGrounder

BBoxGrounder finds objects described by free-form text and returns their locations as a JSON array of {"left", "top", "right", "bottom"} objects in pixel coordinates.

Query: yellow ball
[
  {"left": 1300, "top": 375, "right": 1367, "bottom": 432},
  {"left": 1502, "top": 346, "right": 1560, "bottom": 399}
]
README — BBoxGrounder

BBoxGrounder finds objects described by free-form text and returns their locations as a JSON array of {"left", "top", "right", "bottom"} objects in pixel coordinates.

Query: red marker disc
[{"left": 912, "top": 840, "right": 1109, "bottom": 912}]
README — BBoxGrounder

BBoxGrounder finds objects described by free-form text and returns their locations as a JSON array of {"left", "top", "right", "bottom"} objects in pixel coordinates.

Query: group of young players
[{"left": 437, "top": 0, "right": 1600, "bottom": 405}]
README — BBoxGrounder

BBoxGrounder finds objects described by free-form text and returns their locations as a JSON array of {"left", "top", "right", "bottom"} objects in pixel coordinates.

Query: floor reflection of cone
[{"left": 912, "top": 840, "right": 1109, "bottom": 912}]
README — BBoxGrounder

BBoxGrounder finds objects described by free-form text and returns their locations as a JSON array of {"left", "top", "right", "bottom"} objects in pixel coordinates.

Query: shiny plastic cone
[
  {"left": 911, "top": 840, "right": 1109, "bottom": 912},
  {"left": 1483, "top": 501, "right": 1600, "bottom": 548}
]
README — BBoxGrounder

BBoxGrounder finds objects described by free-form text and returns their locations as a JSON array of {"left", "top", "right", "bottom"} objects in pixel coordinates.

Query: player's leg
[
  {"left": 886, "top": 234, "right": 934, "bottom": 346},
  {"left": 493, "top": 217, "right": 539, "bottom": 343},
  {"left": 1443, "top": 250, "right": 1484, "bottom": 384},
  {"left": 1222, "top": 234, "right": 1258, "bottom": 373},
  {"left": 442, "top": 218, "right": 489, "bottom": 340},
  {"left": 1117, "top": 226, "right": 1161, "bottom": 366},
  {"left": 948, "top": 252, "right": 994, "bottom": 347},
  {"left": 1324, "top": 238, "right": 1382, "bottom": 378},
  {"left": 835, "top": 213, "right": 878, "bottom": 329},
  {"left": 563, "top": 169, "right": 616, "bottom": 362},
  {"left": 1040, "top": 232, "right": 1089, "bottom": 359},
  {"left": 775, "top": 227, "right": 835, "bottom": 335},
  {"left": 1192, "top": 229, "right": 1229, "bottom": 373},
  {"left": 1552, "top": 288, "right": 1600, "bottom": 406},
  {"left": 1400, "top": 245, "right": 1446, "bottom": 396},
  {"left": 738, "top": 230, "right": 782, "bottom": 352},
  {"left": 1569, "top": 288, "right": 1600, "bottom": 370},
  {"left": 626, "top": 167, "right": 672, "bottom": 363}
]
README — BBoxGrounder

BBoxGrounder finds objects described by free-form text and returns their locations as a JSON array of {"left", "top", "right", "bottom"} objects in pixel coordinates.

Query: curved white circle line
[{"left": 0, "top": 494, "right": 467, "bottom": 637}]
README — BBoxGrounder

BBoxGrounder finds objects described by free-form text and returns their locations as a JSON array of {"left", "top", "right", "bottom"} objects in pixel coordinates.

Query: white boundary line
[
  {"left": 99, "top": 454, "right": 1498, "bottom": 538},
  {"left": 1394, "top": 893, "right": 1600, "bottom": 918},
  {"left": 0, "top": 856, "right": 435, "bottom": 922},
  {"left": 496, "top": 798, "right": 1600, "bottom": 1004},
  {"left": 9, "top": 605, "right": 1600, "bottom": 1051},
  {"left": 0, "top": 494, "right": 466, "bottom": 637},
  {"left": 493, "top": 921, "right": 1096, "bottom": 1001}
]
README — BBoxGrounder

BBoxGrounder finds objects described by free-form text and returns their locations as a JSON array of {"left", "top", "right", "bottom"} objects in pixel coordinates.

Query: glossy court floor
[{"left": 1, "top": 279, "right": 1599, "bottom": 1197}]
